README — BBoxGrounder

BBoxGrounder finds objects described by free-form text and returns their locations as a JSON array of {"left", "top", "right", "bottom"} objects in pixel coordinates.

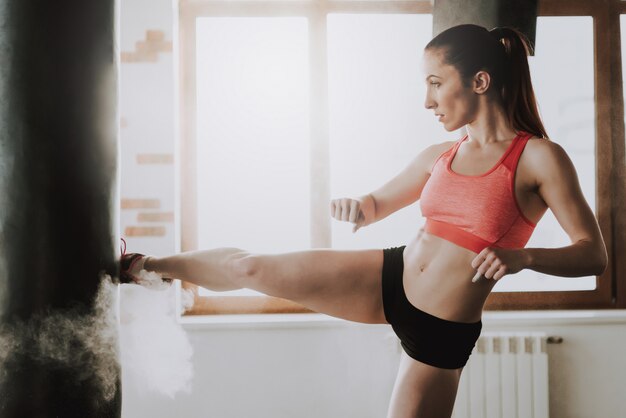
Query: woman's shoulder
[
  {"left": 428, "top": 139, "right": 458, "bottom": 155},
  {"left": 426, "top": 139, "right": 457, "bottom": 160},
  {"left": 522, "top": 136, "right": 577, "bottom": 178},
  {"left": 414, "top": 139, "right": 458, "bottom": 175},
  {"left": 524, "top": 136, "right": 570, "bottom": 163}
]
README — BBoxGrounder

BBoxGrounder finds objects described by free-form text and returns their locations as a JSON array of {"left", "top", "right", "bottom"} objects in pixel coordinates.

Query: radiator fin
[{"left": 452, "top": 332, "right": 550, "bottom": 418}]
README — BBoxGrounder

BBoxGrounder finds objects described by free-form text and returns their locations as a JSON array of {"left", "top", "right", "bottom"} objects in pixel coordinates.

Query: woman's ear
[{"left": 472, "top": 71, "right": 491, "bottom": 94}]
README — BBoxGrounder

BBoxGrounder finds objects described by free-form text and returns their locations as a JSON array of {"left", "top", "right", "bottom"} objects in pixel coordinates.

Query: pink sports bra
[{"left": 419, "top": 131, "right": 537, "bottom": 254}]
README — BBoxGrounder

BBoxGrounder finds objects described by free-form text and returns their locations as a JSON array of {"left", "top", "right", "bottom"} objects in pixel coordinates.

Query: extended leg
[{"left": 139, "top": 247, "right": 386, "bottom": 324}]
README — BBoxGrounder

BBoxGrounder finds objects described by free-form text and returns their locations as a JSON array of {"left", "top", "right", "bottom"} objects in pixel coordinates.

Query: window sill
[
  {"left": 482, "top": 309, "right": 626, "bottom": 326},
  {"left": 179, "top": 309, "right": 626, "bottom": 330},
  {"left": 180, "top": 313, "right": 370, "bottom": 330}
]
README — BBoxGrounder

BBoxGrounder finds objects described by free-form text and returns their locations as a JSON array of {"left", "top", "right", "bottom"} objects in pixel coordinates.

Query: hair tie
[
  {"left": 490, "top": 28, "right": 509, "bottom": 59},
  {"left": 490, "top": 27, "right": 506, "bottom": 41}
]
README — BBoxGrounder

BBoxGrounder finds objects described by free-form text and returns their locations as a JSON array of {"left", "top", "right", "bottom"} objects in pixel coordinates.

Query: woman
[{"left": 120, "top": 24, "right": 607, "bottom": 418}]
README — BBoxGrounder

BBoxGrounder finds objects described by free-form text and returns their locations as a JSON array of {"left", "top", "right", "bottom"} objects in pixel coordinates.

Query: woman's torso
[{"left": 403, "top": 133, "right": 548, "bottom": 323}]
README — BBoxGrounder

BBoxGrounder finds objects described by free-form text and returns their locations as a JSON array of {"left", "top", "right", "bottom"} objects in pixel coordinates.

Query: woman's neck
[{"left": 464, "top": 104, "right": 516, "bottom": 147}]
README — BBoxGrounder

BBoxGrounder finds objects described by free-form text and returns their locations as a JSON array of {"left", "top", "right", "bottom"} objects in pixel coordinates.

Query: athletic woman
[{"left": 120, "top": 24, "right": 608, "bottom": 418}]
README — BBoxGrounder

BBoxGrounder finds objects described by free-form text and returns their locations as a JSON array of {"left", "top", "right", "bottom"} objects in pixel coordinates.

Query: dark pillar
[
  {"left": 0, "top": 0, "right": 121, "bottom": 416},
  {"left": 432, "top": 0, "right": 538, "bottom": 55}
]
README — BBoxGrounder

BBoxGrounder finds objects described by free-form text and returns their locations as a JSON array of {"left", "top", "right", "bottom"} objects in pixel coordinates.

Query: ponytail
[
  {"left": 489, "top": 27, "right": 548, "bottom": 139},
  {"left": 426, "top": 24, "right": 549, "bottom": 139}
]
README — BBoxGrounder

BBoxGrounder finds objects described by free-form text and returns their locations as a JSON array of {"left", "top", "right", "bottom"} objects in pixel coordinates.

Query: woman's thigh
[
  {"left": 386, "top": 352, "right": 461, "bottom": 418},
  {"left": 239, "top": 248, "right": 387, "bottom": 324}
]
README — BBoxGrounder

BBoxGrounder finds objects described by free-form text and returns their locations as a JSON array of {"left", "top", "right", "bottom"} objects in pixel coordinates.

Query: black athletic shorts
[{"left": 382, "top": 245, "right": 482, "bottom": 369}]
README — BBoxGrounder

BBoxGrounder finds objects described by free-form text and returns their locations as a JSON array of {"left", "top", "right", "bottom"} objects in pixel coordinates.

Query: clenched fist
[{"left": 330, "top": 194, "right": 375, "bottom": 233}]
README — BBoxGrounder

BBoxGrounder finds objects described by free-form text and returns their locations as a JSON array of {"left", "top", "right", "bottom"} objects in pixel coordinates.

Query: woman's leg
[
  {"left": 386, "top": 352, "right": 462, "bottom": 418},
  {"left": 141, "top": 247, "right": 388, "bottom": 324},
  {"left": 142, "top": 248, "right": 250, "bottom": 291}
]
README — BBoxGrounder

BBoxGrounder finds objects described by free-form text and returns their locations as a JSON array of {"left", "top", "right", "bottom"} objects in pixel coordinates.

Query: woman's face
[{"left": 422, "top": 48, "right": 479, "bottom": 131}]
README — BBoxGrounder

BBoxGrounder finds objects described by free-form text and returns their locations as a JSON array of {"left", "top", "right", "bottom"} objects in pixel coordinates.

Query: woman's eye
[{"left": 430, "top": 82, "right": 440, "bottom": 87}]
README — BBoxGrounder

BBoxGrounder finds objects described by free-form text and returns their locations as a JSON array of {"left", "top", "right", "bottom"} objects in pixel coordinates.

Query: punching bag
[{"left": 0, "top": 0, "right": 121, "bottom": 416}]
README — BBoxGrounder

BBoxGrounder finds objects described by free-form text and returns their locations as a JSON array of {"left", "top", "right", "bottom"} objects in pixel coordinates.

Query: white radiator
[{"left": 452, "top": 333, "right": 551, "bottom": 418}]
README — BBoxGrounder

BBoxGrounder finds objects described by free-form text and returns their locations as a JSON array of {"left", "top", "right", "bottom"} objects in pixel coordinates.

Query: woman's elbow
[
  {"left": 594, "top": 247, "right": 609, "bottom": 276},
  {"left": 579, "top": 239, "right": 608, "bottom": 276}
]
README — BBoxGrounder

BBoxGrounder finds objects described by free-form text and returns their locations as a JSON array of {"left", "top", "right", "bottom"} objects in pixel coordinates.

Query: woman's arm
[
  {"left": 332, "top": 142, "right": 451, "bottom": 231},
  {"left": 521, "top": 241, "right": 606, "bottom": 277},
  {"left": 472, "top": 140, "right": 608, "bottom": 281},
  {"left": 522, "top": 140, "right": 607, "bottom": 276},
  {"left": 365, "top": 141, "right": 454, "bottom": 224}
]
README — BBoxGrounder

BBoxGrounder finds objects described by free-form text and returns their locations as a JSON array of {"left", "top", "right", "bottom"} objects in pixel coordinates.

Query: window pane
[
  {"left": 328, "top": 14, "right": 462, "bottom": 250},
  {"left": 493, "top": 16, "right": 595, "bottom": 292},
  {"left": 195, "top": 17, "right": 310, "bottom": 296}
]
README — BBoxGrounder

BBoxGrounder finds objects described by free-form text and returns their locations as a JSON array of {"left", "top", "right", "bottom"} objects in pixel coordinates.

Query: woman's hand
[
  {"left": 470, "top": 247, "right": 531, "bottom": 282},
  {"left": 330, "top": 194, "right": 376, "bottom": 233}
]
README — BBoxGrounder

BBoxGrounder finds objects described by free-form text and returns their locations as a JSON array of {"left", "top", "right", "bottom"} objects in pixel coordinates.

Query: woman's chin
[{"left": 441, "top": 120, "right": 462, "bottom": 132}]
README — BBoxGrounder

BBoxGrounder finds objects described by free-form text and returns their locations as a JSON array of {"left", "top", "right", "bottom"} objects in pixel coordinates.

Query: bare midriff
[{"left": 402, "top": 229, "right": 499, "bottom": 324}]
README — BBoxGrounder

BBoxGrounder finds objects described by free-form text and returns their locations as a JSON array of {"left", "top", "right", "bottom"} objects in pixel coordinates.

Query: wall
[
  {"left": 119, "top": 312, "right": 626, "bottom": 418},
  {"left": 120, "top": 0, "right": 176, "bottom": 257},
  {"left": 118, "top": 1, "right": 626, "bottom": 417}
]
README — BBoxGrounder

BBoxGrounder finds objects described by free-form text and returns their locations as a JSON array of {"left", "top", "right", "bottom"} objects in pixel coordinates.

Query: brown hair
[{"left": 425, "top": 24, "right": 548, "bottom": 139}]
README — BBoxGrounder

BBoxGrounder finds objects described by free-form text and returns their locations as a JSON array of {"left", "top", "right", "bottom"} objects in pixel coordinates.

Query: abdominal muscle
[{"left": 402, "top": 229, "right": 498, "bottom": 324}]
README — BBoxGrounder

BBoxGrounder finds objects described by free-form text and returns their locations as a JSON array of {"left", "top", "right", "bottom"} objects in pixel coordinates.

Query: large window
[{"left": 179, "top": 0, "right": 625, "bottom": 314}]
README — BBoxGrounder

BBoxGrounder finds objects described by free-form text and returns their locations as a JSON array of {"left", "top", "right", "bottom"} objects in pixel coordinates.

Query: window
[
  {"left": 190, "top": 17, "right": 315, "bottom": 313},
  {"left": 179, "top": 0, "right": 625, "bottom": 314}
]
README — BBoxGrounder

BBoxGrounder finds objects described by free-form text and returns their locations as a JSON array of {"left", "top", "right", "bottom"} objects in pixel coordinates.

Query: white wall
[
  {"left": 120, "top": 311, "right": 626, "bottom": 418},
  {"left": 118, "top": 1, "right": 626, "bottom": 417}
]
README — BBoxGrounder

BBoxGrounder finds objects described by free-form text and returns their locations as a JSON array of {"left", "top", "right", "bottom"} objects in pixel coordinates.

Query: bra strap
[{"left": 502, "top": 131, "right": 532, "bottom": 171}]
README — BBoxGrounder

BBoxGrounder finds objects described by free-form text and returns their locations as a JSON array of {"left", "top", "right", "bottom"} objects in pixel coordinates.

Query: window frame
[{"left": 178, "top": 0, "right": 626, "bottom": 315}]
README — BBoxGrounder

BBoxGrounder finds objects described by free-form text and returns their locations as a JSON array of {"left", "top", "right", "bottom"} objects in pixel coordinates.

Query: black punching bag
[
  {"left": 0, "top": 0, "right": 121, "bottom": 417},
  {"left": 432, "top": 0, "right": 538, "bottom": 55}
]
